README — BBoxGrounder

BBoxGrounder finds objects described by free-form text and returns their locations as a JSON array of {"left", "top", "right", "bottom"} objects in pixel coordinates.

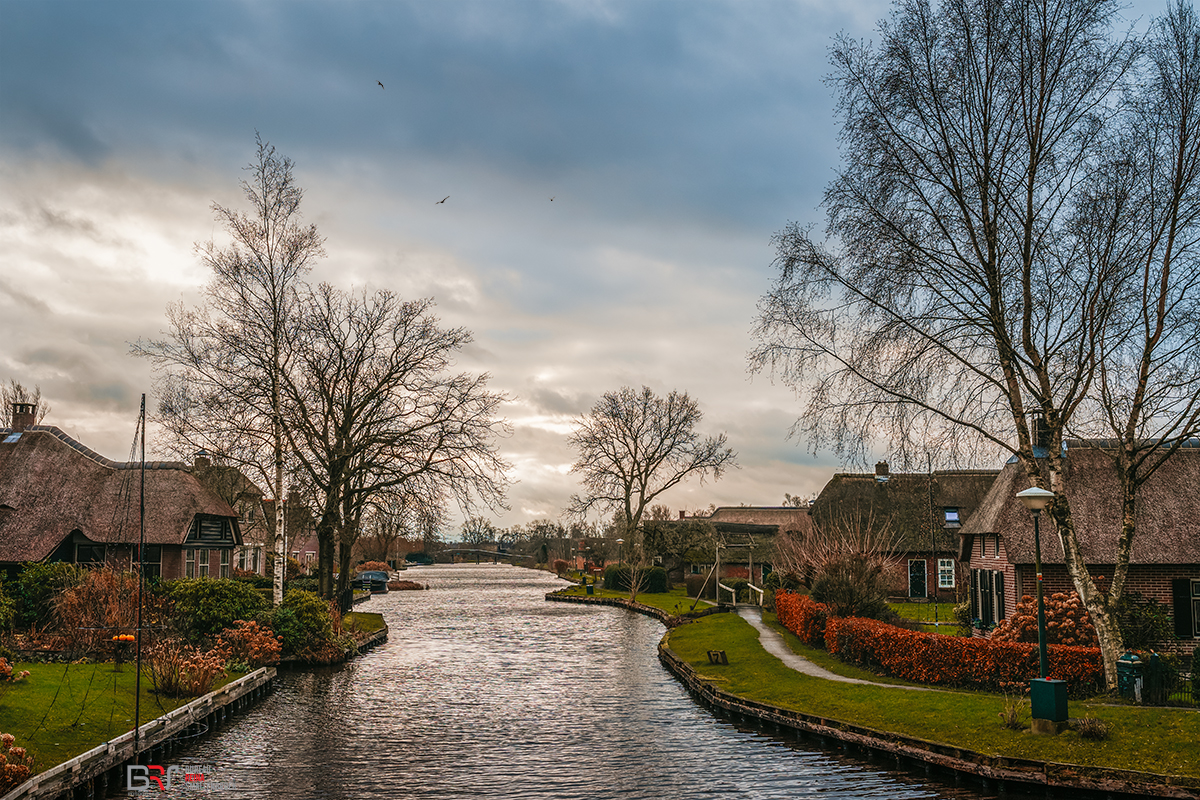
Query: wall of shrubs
[{"left": 775, "top": 591, "right": 1103, "bottom": 696}]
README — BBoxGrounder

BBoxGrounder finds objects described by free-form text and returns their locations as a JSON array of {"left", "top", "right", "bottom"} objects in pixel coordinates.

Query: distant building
[
  {"left": 190, "top": 452, "right": 269, "bottom": 575},
  {"left": 810, "top": 462, "right": 999, "bottom": 601},
  {"left": 0, "top": 403, "right": 241, "bottom": 579}
]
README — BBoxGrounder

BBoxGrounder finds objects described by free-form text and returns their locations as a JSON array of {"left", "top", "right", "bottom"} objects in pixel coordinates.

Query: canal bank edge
[
  {"left": 2, "top": 667, "right": 277, "bottom": 800},
  {"left": 546, "top": 592, "right": 1200, "bottom": 800}
]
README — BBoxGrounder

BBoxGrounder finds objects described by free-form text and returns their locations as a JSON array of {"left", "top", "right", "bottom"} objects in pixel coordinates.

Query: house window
[
  {"left": 185, "top": 549, "right": 195, "bottom": 578},
  {"left": 76, "top": 543, "right": 106, "bottom": 566},
  {"left": 252, "top": 547, "right": 261, "bottom": 573},
  {"left": 944, "top": 508, "right": 960, "bottom": 527},
  {"left": 305, "top": 551, "right": 315, "bottom": 565},
  {"left": 938, "top": 558, "right": 955, "bottom": 589},
  {"left": 140, "top": 545, "right": 162, "bottom": 580},
  {"left": 197, "top": 548, "right": 210, "bottom": 578},
  {"left": 237, "top": 549, "right": 247, "bottom": 571},
  {"left": 220, "top": 549, "right": 230, "bottom": 578}
]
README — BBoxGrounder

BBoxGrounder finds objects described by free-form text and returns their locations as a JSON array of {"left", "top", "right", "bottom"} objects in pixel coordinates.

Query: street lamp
[
  {"left": 1015, "top": 486, "right": 1054, "bottom": 678},
  {"left": 616, "top": 538, "right": 624, "bottom": 564},
  {"left": 1015, "top": 485, "right": 1066, "bottom": 735}
]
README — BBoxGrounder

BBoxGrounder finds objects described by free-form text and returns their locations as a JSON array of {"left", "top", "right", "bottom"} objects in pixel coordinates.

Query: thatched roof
[
  {"left": 810, "top": 468, "right": 1000, "bottom": 552},
  {"left": 705, "top": 506, "right": 814, "bottom": 536},
  {"left": 961, "top": 445, "right": 1200, "bottom": 565},
  {"left": 0, "top": 426, "right": 240, "bottom": 563}
]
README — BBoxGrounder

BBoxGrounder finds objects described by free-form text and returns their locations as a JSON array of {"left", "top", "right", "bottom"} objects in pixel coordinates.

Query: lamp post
[
  {"left": 1015, "top": 486, "right": 1054, "bottom": 678},
  {"left": 616, "top": 538, "right": 624, "bottom": 565},
  {"left": 1015, "top": 485, "right": 1066, "bottom": 734}
]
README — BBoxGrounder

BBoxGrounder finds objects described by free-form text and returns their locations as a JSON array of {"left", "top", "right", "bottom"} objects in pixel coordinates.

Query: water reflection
[{"left": 143, "top": 564, "right": 995, "bottom": 799}]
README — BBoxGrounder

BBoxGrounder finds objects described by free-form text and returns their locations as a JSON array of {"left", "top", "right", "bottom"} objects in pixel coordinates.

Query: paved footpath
[{"left": 737, "top": 606, "right": 937, "bottom": 691}]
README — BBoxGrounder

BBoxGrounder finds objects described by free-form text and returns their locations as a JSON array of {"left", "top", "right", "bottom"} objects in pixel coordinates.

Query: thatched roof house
[
  {"left": 0, "top": 409, "right": 241, "bottom": 579},
  {"left": 809, "top": 462, "right": 1000, "bottom": 599},
  {"left": 960, "top": 442, "right": 1200, "bottom": 647}
]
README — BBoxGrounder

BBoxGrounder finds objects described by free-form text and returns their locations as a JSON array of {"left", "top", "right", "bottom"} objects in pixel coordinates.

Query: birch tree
[{"left": 134, "top": 134, "right": 322, "bottom": 606}]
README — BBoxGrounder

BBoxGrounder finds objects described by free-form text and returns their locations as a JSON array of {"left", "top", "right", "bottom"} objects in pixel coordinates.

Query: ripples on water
[{"left": 152, "top": 564, "right": 996, "bottom": 799}]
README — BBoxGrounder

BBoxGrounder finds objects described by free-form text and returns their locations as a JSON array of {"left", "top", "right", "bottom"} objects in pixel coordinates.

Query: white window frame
[
  {"left": 185, "top": 549, "right": 195, "bottom": 578},
  {"left": 220, "top": 549, "right": 230, "bottom": 578},
  {"left": 197, "top": 548, "right": 210, "bottom": 578},
  {"left": 938, "top": 558, "right": 956, "bottom": 589}
]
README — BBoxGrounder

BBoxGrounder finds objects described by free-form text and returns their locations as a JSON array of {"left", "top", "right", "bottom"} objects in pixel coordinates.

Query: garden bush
[
  {"left": 809, "top": 554, "right": 894, "bottom": 621},
  {"left": 1192, "top": 646, "right": 1200, "bottom": 703},
  {"left": 357, "top": 561, "right": 390, "bottom": 573},
  {"left": 643, "top": 566, "right": 669, "bottom": 593},
  {"left": 0, "top": 579, "right": 14, "bottom": 631},
  {"left": 603, "top": 564, "right": 632, "bottom": 591},
  {"left": 13, "top": 562, "right": 85, "bottom": 629},
  {"left": 1115, "top": 591, "right": 1173, "bottom": 651},
  {"left": 991, "top": 591, "right": 1098, "bottom": 647},
  {"left": 0, "top": 658, "right": 29, "bottom": 683},
  {"left": 286, "top": 577, "right": 319, "bottom": 594},
  {"left": 281, "top": 589, "right": 333, "bottom": 647},
  {"left": 159, "top": 578, "right": 268, "bottom": 641},
  {"left": 214, "top": 619, "right": 282, "bottom": 668},
  {"left": 145, "top": 639, "right": 226, "bottom": 696},
  {"left": 52, "top": 568, "right": 141, "bottom": 654},
  {"left": 0, "top": 733, "right": 32, "bottom": 793},
  {"left": 552, "top": 559, "right": 569, "bottom": 575}
]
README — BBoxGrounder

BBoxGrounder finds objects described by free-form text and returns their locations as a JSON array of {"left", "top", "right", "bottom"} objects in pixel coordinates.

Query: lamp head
[{"left": 1015, "top": 486, "right": 1055, "bottom": 512}]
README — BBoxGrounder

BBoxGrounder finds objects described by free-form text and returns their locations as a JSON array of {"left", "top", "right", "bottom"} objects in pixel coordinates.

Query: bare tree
[
  {"left": 359, "top": 487, "right": 444, "bottom": 564},
  {"left": 0, "top": 381, "right": 50, "bottom": 425},
  {"left": 460, "top": 516, "right": 499, "bottom": 547},
  {"left": 134, "top": 134, "right": 323, "bottom": 606},
  {"left": 568, "top": 386, "right": 736, "bottom": 600},
  {"left": 280, "top": 284, "right": 510, "bottom": 600},
  {"left": 751, "top": 0, "right": 1200, "bottom": 687}
]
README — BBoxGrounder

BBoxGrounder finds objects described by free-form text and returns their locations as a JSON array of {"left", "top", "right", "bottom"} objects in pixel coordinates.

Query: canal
[{"left": 142, "top": 563, "right": 994, "bottom": 799}]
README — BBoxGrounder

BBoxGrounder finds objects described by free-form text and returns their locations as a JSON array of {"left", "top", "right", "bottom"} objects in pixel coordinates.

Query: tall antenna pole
[{"left": 134, "top": 394, "right": 146, "bottom": 755}]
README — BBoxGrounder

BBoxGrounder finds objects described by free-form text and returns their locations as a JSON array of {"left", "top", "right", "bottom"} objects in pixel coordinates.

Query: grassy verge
[
  {"left": 552, "top": 585, "right": 714, "bottom": 616},
  {"left": 343, "top": 611, "right": 386, "bottom": 635},
  {"left": 668, "top": 612, "right": 1200, "bottom": 778},
  {"left": 0, "top": 662, "right": 247, "bottom": 774}
]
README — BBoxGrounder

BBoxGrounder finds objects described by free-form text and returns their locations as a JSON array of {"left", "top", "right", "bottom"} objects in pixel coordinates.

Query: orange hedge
[
  {"left": 774, "top": 591, "right": 829, "bottom": 648},
  {"left": 774, "top": 591, "right": 1102, "bottom": 695}
]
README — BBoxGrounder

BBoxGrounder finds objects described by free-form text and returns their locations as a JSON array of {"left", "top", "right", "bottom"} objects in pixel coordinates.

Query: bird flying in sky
[
  {"left": 377, "top": 81, "right": 385, "bottom": 89},
  {"left": 436, "top": 196, "right": 449, "bottom": 204}
]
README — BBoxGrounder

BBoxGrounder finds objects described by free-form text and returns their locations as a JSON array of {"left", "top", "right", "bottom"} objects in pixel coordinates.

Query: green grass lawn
[
  {"left": 668, "top": 612, "right": 1200, "bottom": 779},
  {"left": 0, "top": 662, "right": 246, "bottom": 773}
]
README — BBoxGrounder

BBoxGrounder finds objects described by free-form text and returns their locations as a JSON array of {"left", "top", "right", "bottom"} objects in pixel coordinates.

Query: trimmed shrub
[
  {"left": 774, "top": 592, "right": 829, "bottom": 648},
  {"left": 643, "top": 566, "right": 669, "bottom": 593},
  {"left": 357, "top": 561, "right": 389, "bottom": 573},
  {"left": 820, "top": 615, "right": 1102, "bottom": 696},
  {"left": 1115, "top": 592, "right": 1173, "bottom": 652},
  {"left": 552, "top": 559, "right": 570, "bottom": 575},
  {"left": 160, "top": 578, "right": 268, "bottom": 641},
  {"left": 603, "top": 564, "right": 632, "bottom": 591},
  {"left": 685, "top": 573, "right": 715, "bottom": 600}
]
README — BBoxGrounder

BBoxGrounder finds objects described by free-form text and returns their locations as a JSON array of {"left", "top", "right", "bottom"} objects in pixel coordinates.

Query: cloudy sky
[{"left": 0, "top": 0, "right": 1164, "bottom": 530}]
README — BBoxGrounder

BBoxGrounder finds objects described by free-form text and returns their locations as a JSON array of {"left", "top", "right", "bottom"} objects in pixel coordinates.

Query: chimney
[
  {"left": 875, "top": 461, "right": 889, "bottom": 477},
  {"left": 679, "top": 510, "right": 686, "bottom": 519},
  {"left": 11, "top": 403, "right": 35, "bottom": 433},
  {"left": 193, "top": 449, "right": 212, "bottom": 469}
]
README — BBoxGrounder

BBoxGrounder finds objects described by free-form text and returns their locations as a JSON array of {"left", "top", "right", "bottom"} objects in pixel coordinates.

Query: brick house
[
  {"left": 810, "top": 463, "right": 1000, "bottom": 601},
  {"left": 960, "top": 442, "right": 1200, "bottom": 653},
  {"left": 190, "top": 452, "right": 270, "bottom": 575},
  {"left": 0, "top": 405, "right": 242, "bottom": 579}
]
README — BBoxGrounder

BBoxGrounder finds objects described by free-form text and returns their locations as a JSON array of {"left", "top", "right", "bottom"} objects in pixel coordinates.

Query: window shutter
[
  {"left": 995, "top": 572, "right": 1005, "bottom": 620},
  {"left": 970, "top": 570, "right": 979, "bottom": 620},
  {"left": 1174, "top": 578, "right": 1194, "bottom": 638}
]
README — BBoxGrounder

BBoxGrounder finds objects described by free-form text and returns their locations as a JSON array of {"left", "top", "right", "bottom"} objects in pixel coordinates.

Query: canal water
[{"left": 137, "top": 563, "right": 995, "bottom": 799}]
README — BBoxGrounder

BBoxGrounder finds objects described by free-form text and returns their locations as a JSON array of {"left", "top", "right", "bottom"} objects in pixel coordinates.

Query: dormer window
[{"left": 944, "top": 508, "right": 961, "bottom": 527}]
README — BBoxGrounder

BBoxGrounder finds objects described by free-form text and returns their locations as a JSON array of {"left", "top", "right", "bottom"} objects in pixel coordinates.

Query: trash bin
[
  {"left": 1117, "top": 652, "right": 1143, "bottom": 702},
  {"left": 585, "top": 584, "right": 594, "bottom": 595}
]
